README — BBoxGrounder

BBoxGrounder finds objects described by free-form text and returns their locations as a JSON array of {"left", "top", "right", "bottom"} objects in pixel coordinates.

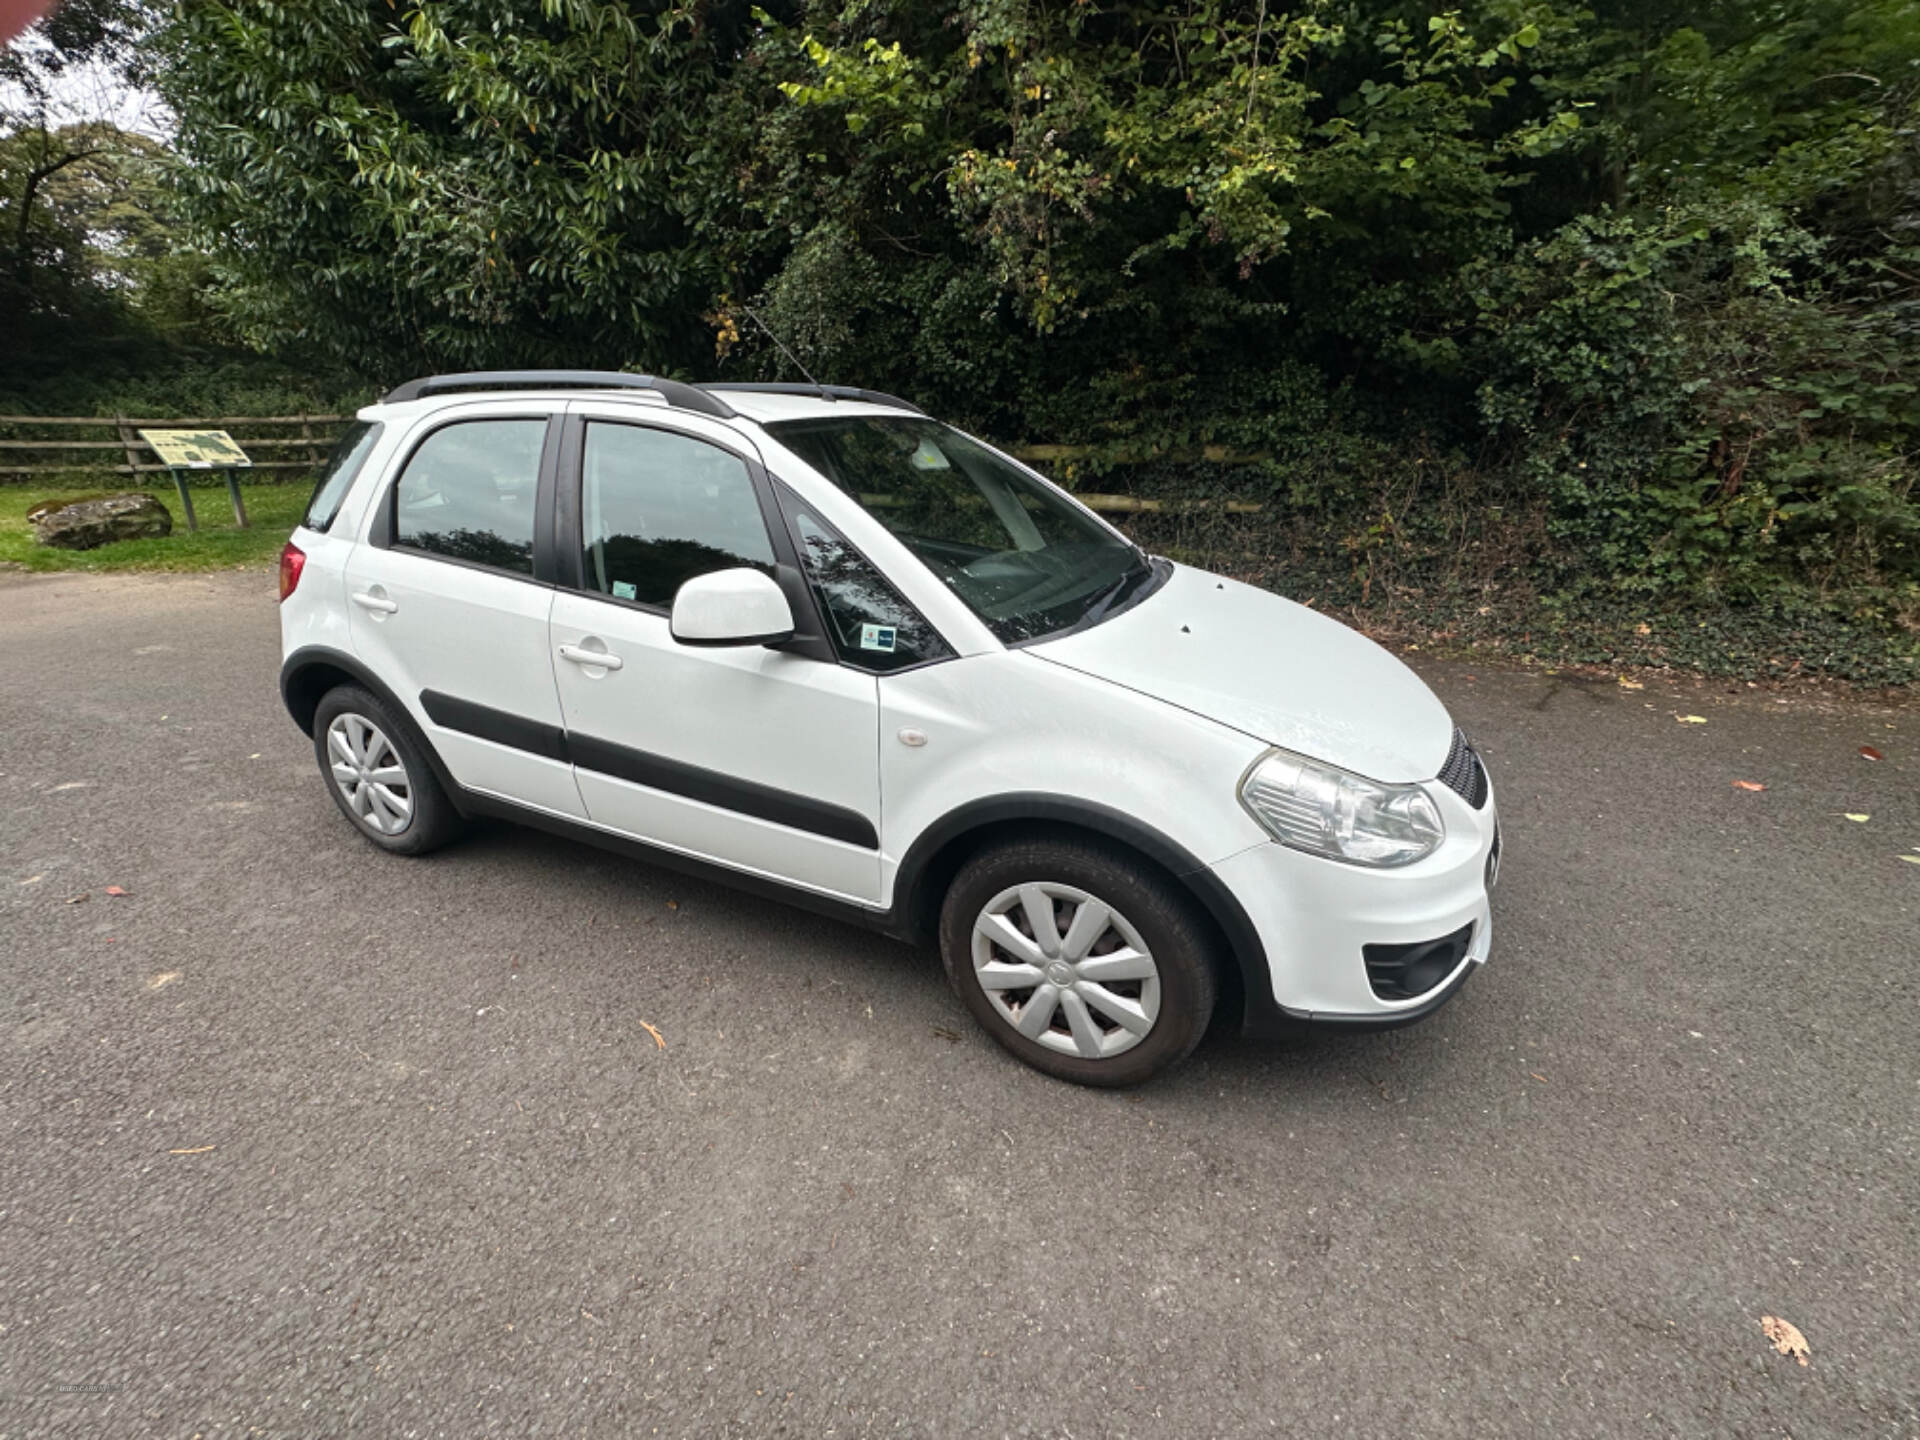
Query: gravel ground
[{"left": 2, "top": 569, "right": 1916, "bottom": 1439}]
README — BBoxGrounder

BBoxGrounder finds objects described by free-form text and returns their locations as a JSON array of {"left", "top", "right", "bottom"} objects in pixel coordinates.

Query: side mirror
[{"left": 669, "top": 567, "right": 795, "bottom": 647}]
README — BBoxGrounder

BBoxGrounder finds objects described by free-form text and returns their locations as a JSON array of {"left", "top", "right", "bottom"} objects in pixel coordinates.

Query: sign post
[{"left": 137, "top": 429, "right": 253, "bottom": 531}]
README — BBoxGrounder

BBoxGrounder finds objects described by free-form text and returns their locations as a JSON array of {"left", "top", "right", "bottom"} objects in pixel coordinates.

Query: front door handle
[
  {"left": 558, "top": 643, "right": 624, "bottom": 671},
  {"left": 351, "top": 591, "right": 399, "bottom": 614}
]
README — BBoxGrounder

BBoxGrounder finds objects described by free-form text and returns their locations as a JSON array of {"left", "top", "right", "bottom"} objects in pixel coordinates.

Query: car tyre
[
  {"left": 939, "top": 836, "right": 1217, "bottom": 1087},
  {"left": 312, "top": 685, "right": 462, "bottom": 855}
]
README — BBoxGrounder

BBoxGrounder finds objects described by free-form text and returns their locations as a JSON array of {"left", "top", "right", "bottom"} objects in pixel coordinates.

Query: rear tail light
[{"left": 278, "top": 541, "right": 306, "bottom": 601}]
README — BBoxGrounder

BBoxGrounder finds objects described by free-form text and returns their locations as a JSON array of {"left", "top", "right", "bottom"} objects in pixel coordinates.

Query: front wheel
[{"left": 939, "top": 837, "right": 1217, "bottom": 1087}]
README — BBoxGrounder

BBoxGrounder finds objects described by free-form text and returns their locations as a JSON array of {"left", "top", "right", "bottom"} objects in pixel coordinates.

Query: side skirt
[{"left": 456, "top": 788, "right": 913, "bottom": 942}]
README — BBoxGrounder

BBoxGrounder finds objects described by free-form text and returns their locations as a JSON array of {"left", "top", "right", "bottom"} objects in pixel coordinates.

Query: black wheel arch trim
[
  {"left": 888, "top": 794, "right": 1288, "bottom": 1038},
  {"left": 280, "top": 646, "right": 471, "bottom": 816}
]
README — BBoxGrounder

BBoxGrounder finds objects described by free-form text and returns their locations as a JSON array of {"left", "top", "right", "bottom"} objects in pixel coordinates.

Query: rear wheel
[
  {"left": 312, "top": 685, "right": 461, "bottom": 855},
  {"left": 939, "top": 836, "right": 1217, "bottom": 1087}
]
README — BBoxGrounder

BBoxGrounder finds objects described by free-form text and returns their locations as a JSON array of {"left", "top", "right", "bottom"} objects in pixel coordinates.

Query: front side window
[
  {"left": 776, "top": 484, "right": 951, "bottom": 672},
  {"left": 305, "top": 420, "right": 383, "bottom": 533},
  {"left": 580, "top": 422, "right": 775, "bottom": 607},
  {"left": 766, "top": 416, "right": 1153, "bottom": 643},
  {"left": 392, "top": 418, "right": 546, "bottom": 574}
]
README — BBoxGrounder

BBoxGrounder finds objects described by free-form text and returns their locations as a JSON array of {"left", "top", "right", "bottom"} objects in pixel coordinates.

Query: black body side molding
[
  {"left": 413, "top": 689, "right": 878, "bottom": 850},
  {"left": 566, "top": 734, "right": 877, "bottom": 849},
  {"left": 420, "top": 690, "right": 568, "bottom": 763}
]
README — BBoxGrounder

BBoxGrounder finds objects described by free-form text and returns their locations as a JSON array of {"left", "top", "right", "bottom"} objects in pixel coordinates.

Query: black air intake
[{"left": 1362, "top": 923, "right": 1475, "bottom": 1001}]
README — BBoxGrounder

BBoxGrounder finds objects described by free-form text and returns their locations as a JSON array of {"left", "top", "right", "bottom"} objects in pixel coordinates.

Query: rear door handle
[
  {"left": 351, "top": 591, "right": 399, "bottom": 614},
  {"left": 558, "top": 643, "right": 623, "bottom": 671}
]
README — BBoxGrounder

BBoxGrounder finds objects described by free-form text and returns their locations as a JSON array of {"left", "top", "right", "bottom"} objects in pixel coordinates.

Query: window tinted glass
[
  {"left": 775, "top": 484, "right": 950, "bottom": 672},
  {"left": 767, "top": 417, "right": 1150, "bottom": 643},
  {"left": 304, "top": 420, "right": 383, "bottom": 533},
  {"left": 394, "top": 419, "right": 546, "bottom": 574},
  {"left": 581, "top": 422, "right": 774, "bottom": 606}
]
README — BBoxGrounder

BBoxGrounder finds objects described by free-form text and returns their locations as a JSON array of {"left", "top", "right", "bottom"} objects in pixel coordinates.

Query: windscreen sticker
[
  {"left": 859, "top": 623, "right": 898, "bottom": 653},
  {"left": 611, "top": 580, "right": 637, "bottom": 600}
]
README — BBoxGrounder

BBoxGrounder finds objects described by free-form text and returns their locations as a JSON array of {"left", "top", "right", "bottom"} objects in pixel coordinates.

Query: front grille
[{"left": 1436, "top": 727, "right": 1489, "bottom": 809}]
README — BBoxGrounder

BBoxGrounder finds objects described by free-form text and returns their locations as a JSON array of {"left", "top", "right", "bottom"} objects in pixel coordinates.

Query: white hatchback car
[{"left": 279, "top": 372, "right": 1499, "bottom": 1085}]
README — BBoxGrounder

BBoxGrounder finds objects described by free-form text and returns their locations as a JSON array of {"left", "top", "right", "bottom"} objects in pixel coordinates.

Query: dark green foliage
[{"left": 34, "top": 0, "right": 1920, "bottom": 674}]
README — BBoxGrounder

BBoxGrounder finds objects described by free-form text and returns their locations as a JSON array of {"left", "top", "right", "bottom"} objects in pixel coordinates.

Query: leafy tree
[
  {"left": 158, "top": 0, "right": 772, "bottom": 375},
  {"left": 1, "top": 2, "right": 164, "bottom": 333},
  {"left": 126, "top": 1, "right": 1920, "bottom": 635}
]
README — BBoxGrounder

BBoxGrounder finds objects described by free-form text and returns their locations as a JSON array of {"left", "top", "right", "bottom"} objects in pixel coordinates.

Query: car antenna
[{"left": 740, "top": 304, "right": 827, "bottom": 394}]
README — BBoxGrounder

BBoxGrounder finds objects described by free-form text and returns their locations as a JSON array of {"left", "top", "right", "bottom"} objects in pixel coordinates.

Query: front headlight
[{"left": 1238, "top": 749, "right": 1444, "bottom": 867}]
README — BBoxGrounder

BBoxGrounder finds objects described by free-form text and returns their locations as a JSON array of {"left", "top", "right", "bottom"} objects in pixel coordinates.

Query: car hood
[{"left": 1027, "top": 563, "right": 1453, "bottom": 782}]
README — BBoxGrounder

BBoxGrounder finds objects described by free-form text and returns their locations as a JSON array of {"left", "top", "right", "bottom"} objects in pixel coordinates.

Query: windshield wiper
[{"left": 1077, "top": 561, "right": 1150, "bottom": 629}]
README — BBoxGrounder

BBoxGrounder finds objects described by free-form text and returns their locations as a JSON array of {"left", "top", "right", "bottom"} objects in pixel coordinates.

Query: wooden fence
[
  {"left": 0, "top": 412, "right": 1269, "bottom": 516},
  {"left": 0, "top": 413, "right": 350, "bottom": 484}
]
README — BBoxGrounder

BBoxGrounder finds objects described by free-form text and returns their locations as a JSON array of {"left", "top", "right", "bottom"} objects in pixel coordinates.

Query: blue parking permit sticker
[
  {"left": 611, "top": 580, "right": 637, "bottom": 600},
  {"left": 859, "top": 624, "right": 898, "bottom": 653}
]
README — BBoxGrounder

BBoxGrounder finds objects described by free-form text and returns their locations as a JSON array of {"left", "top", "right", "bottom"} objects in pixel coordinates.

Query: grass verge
[{"left": 0, "top": 482, "right": 310, "bottom": 573}]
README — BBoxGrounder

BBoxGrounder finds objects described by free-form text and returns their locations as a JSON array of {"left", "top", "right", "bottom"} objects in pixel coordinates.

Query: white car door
[
  {"left": 547, "top": 411, "right": 883, "bottom": 903},
  {"left": 344, "top": 405, "right": 586, "bottom": 819}
]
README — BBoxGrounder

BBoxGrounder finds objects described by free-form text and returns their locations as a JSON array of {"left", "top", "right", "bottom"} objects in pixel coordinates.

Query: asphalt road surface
[{"left": 3, "top": 569, "right": 1915, "bottom": 1439}]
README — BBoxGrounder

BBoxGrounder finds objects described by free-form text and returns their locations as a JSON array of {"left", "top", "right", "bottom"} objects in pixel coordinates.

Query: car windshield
[{"left": 766, "top": 415, "right": 1151, "bottom": 643}]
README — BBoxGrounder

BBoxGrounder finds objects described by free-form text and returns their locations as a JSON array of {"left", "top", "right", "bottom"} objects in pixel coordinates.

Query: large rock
[{"left": 27, "top": 493, "right": 173, "bottom": 550}]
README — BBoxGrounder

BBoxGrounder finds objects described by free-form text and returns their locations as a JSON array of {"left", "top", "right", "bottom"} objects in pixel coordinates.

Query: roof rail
[
  {"left": 381, "top": 371, "right": 737, "bottom": 419},
  {"left": 698, "top": 382, "right": 924, "bottom": 415}
]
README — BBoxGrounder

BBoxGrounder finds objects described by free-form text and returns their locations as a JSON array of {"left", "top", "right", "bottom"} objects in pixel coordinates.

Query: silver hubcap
[
  {"left": 971, "top": 882, "right": 1161, "bottom": 1059},
  {"left": 326, "top": 713, "right": 413, "bottom": 835}
]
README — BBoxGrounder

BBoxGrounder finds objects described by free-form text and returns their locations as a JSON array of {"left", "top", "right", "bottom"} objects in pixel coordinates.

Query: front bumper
[{"left": 1211, "top": 779, "right": 1498, "bottom": 1025}]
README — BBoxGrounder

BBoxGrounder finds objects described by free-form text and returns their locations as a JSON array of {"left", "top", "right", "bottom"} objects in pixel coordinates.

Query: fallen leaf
[
  {"left": 1900, "top": 855, "right": 1920, "bottom": 867},
  {"left": 1677, "top": 715, "right": 1709, "bottom": 724},
  {"left": 640, "top": 1020, "right": 665, "bottom": 1049},
  {"left": 1618, "top": 677, "right": 1644, "bottom": 690},
  {"left": 18, "top": 873, "right": 43, "bottom": 886},
  {"left": 1859, "top": 745, "right": 1883, "bottom": 761},
  {"left": 64, "top": 894, "right": 89, "bottom": 905},
  {"left": 1732, "top": 781, "right": 1766, "bottom": 792},
  {"left": 104, "top": 885, "right": 129, "bottom": 897},
  {"left": 147, "top": 972, "right": 181, "bottom": 990},
  {"left": 1760, "top": 1315, "right": 1810, "bottom": 1367},
  {"left": 168, "top": 1145, "right": 215, "bottom": 1156},
  {"left": 1634, "top": 622, "right": 1651, "bottom": 636},
  {"left": 1528, "top": 1071, "right": 1549, "bottom": 1082},
  {"left": 1842, "top": 813, "right": 1869, "bottom": 823},
  {"left": 665, "top": 900, "right": 678, "bottom": 910}
]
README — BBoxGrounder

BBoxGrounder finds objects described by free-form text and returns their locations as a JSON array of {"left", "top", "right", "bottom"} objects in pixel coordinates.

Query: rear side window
[
  {"left": 776, "top": 484, "right": 950, "bottom": 672},
  {"left": 580, "top": 421, "right": 775, "bottom": 607},
  {"left": 393, "top": 419, "right": 547, "bottom": 575},
  {"left": 304, "top": 420, "right": 383, "bottom": 533}
]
